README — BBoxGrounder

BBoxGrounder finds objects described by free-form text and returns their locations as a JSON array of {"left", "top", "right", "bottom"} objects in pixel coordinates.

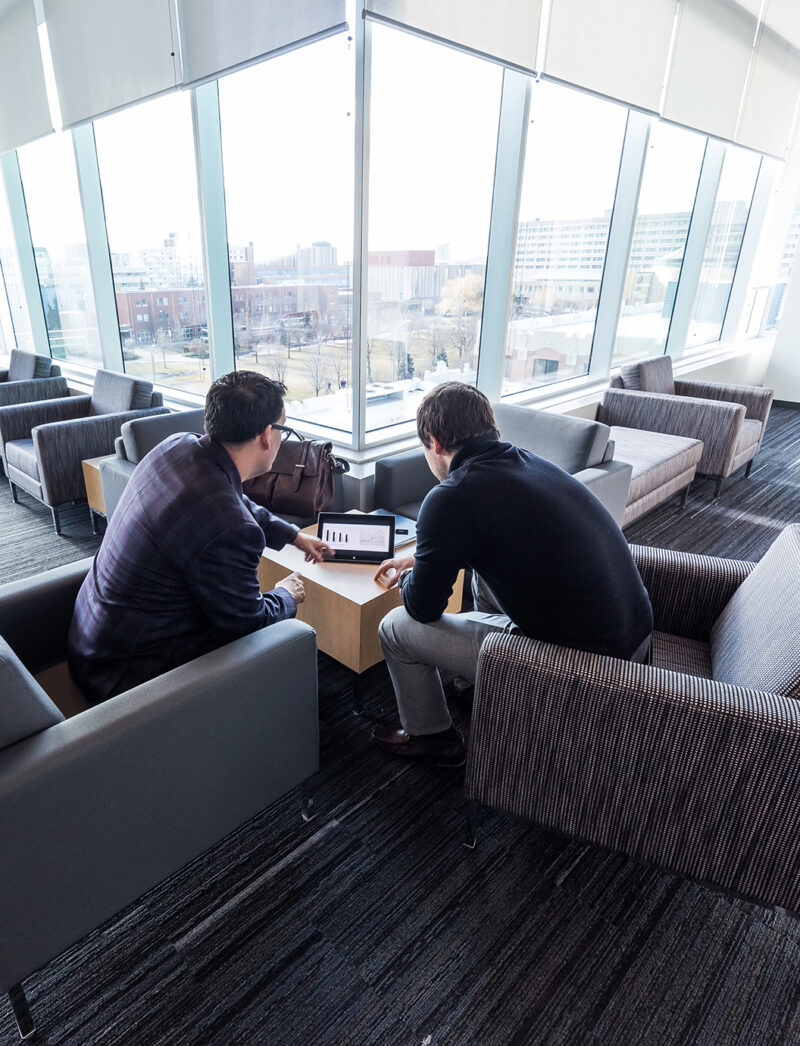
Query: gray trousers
[
  {"left": 378, "top": 574, "right": 520, "bottom": 735},
  {"left": 378, "top": 574, "right": 652, "bottom": 735}
]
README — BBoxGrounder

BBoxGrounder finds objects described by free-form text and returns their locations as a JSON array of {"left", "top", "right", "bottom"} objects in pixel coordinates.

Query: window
[
  {"left": 763, "top": 191, "right": 800, "bottom": 332},
  {"left": 686, "top": 146, "right": 761, "bottom": 348},
  {"left": 17, "top": 131, "right": 102, "bottom": 367},
  {"left": 0, "top": 176, "right": 33, "bottom": 353},
  {"left": 612, "top": 121, "right": 706, "bottom": 365},
  {"left": 504, "top": 81, "right": 627, "bottom": 396},
  {"left": 94, "top": 92, "right": 209, "bottom": 393},
  {"left": 219, "top": 24, "right": 354, "bottom": 433},
  {"left": 365, "top": 25, "right": 502, "bottom": 436}
]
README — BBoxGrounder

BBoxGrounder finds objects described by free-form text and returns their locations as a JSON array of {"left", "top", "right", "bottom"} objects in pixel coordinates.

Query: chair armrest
[
  {"left": 99, "top": 456, "right": 136, "bottom": 519},
  {"left": 373, "top": 446, "right": 436, "bottom": 514},
  {"left": 573, "top": 460, "right": 631, "bottom": 529},
  {"left": 0, "top": 395, "right": 91, "bottom": 446},
  {"left": 675, "top": 379, "right": 774, "bottom": 426},
  {"left": 0, "top": 619, "right": 318, "bottom": 989},
  {"left": 468, "top": 632, "right": 800, "bottom": 912},
  {"left": 630, "top": 544, "right": 754, "bottom": 640},
  {"left": 0, "top": 376, "right": 69, "bottom": 408},
  {"left": 0, "top": 558, "right": 93, "bottom": 670},
  {"left": 598, "top": 387, "right": 744, "bottom": 478},
  {"left": 33, "top": 407, "right": 169, "bottom": 506}
]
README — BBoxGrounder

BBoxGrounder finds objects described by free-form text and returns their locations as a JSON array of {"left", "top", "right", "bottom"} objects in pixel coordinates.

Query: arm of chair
[
  {"left": 0, "top": 395, "right": 91, "bottom": 446},
  {"left": 0, "top": 558, "right": 92, "bottom": 670},
  {"left": 33, "top": 407, "right": 169, "bottom": 506},
  {"left": 0, "top": 377, "right": 69, "bottom": 408},
  {"left": 675, "top": 379, "right": 774, "bottom": 426},
  {"left": 630, "top": 544, "right": 754, "bottom": 640},
  {"left": 573, "top": 460, "right": 632, "bottom": 529},
  {"left": 99, "top": 456, "right": 136, "bottom": 519},
  {"left": 467, "top": 633, "right": 800, "bottom": 912},
  {"left": 598, "top": 387, "right": 744, "bottom": 478},
  {"left": 0, "top": 619, "right": 318, "bottom": 990},
  {"left": 373, "top": 447, "right": 436, "bottom": 516}
]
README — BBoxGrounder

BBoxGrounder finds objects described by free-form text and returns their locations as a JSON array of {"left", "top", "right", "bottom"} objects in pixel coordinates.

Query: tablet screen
[{"left": 317, "top": 512, "right": 395, "bottom": 563}]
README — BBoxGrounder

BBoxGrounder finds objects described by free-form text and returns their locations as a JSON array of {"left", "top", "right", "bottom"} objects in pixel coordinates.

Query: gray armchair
[
  {"left": 374, "top": 402, "right": 632, "bottom": 527},
  {"left": 0, "top": 349, "right": 67, "bottom": 411},
  {"left": 466, "top": 524, "right": 800, "bottom": 913},
  {"left": 0, "top": 557, "right": 319, "bottom": 1040},
  {"left": 598, "top": 355, "right": 774, "bottom": 496},
  {"left": 0, "top": 369, "right": 167, "bottom": 533},
  {"left": 100, "top": 408, "right": 205, "bottom": 519}
]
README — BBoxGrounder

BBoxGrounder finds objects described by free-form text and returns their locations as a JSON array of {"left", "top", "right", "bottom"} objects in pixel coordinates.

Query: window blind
[{"left": 0, "top": 0, "right": 52, "bottom": 153}]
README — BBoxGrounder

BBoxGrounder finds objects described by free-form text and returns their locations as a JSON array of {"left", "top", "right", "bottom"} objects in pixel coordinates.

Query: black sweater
[{"left": 401, "top": 435, "right": 652, "bottom": 660}]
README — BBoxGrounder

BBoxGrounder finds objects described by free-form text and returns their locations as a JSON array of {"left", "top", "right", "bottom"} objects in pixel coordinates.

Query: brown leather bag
[{"left": 242, "top": 428, "right": 349, "bottom": 520}]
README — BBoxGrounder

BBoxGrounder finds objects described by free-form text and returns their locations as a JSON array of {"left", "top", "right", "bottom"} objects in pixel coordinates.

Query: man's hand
[
  {"left": 275, "top": 571, "right": 305, "bottom": 604},
  {"left": 374, "top": 555, "right": 414, "bottom": 589},
  {"left": 293, "top": 533, "right": 333, "bottom": 563}
]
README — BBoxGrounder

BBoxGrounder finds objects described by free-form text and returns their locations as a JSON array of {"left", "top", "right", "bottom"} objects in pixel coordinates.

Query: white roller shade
[
  {"left": 737, "top": 17, "right": 800, "bottom": 157},
  {"left": 364, "top": 0, "right": 542, "bottom": 73},
  {"left": 542, "top": 0, "right": 676, "bottom": 114},
  {"left": 662, "top": 0, "right": 757, "bottom": 141},
  {"left": 178, "top": 0, "right": 347, "bottom": 88},
  {"left": 0, "top": 0, "right": 52, "bottom": 153},
  {"left": 43, "top": 0, "right": 180, "bottom": 129}
]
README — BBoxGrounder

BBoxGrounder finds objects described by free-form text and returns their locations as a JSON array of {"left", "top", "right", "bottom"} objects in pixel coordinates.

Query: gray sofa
[
  {"left": 0, "top": 557, "right": 319, "bottom": 1040},
  {"left": 466, "top": 524, "right": 800, "bottom": 913},
  {"left": 374, "top": 402, "right": 633, "bottom": 528},
  {"left": 100, "top": 408, "right": 206, "bottom": 519},
  {"left": 0, "top": 349, "right": 67, "bottom": 410},
  {"left": 0, "top": 370, "right": 167, "bottom": 533}
]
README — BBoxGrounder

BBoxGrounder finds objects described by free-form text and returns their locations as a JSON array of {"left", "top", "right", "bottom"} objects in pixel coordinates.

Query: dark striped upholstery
[{"left": 466, "top": 531, "right": 800, "bottom": 912}]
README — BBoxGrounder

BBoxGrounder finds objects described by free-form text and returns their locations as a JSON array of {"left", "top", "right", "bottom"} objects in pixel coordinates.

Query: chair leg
[
  {"left": 8, "top": 984, "right": 35, "bottom": 1041},
  {"left": 744, "top": 459, "right": 754, "bottom": 478},
  {"left": 463, "top": 799, "right": 479, "bottom": 850},
  {"left": 51, "top": 505, "right": 62, "bottom": 535},
  {"left": 300, "top": 780, "right": 316, "bottom": 823},
  {"left": 713, "top": 478, "right": 723, "bottom": 500},
  {"left": 679, "top": 482, "right": 691, "bottom": 510},
  {"left": 9, "top": 478, "right": 18, "bottom": 503}
]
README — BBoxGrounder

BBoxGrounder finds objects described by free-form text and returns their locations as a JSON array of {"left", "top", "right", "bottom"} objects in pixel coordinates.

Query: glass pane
[
  {"left": 0, "top": 175, "right": 33, "bottom": 353},
  {"left": 503, "top": 80, "right": 627, "bottom": 396},
  {"left": 612, "top": 121, "right": 706, "bottom": 366},
  {"left": 17, "top": 132, "right": 102, "bottom": 368},
  {"left": 763, "top": 192, "right": 800, "bottom": 332},
  {"left": 219, "top": 29, "right": 354, "bottom": 434},
  {"left": 686, "top": 146, "right": 760, "bottom": 348},
  {"left": 94, "top": 92, "right": 210, "bottom": 395},
  {"left": 366, "top": 26, "right": 502, "bottom": 436}
]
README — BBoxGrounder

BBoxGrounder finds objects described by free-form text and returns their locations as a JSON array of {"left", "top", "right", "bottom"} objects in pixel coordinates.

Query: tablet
[{"left": 317, "top": 512, "right": 395, "bottom": 564}]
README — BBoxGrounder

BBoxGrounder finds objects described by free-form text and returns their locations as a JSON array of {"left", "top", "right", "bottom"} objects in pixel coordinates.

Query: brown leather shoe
[{"left": 371, "top": 723, "right": 466, "bottom": 767}]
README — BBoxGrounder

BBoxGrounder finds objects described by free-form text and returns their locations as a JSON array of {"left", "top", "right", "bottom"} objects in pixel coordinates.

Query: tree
[
  {"left": 437, "top": 274, "right": 483, "bottom": 365},
  {"left": 447, "top": 315, "right": 475, "bottom": 365},
  {"left": 265, "top": 349, "right": 288, "bottom": 386},
  {"left": 420, "top": 324, "right": 447, "bottom": 367},
  {"left": 330, "top": 349, "right": 348, "bottom": 390},
  {"left": 366, "top": 338, "right": 375, "bottom": 383},
  {"left": 397, "top": 352, "right": 415, "bottom": 380},
  {"left": 302, "top": 343, "right": 330, "bottom": 396}
]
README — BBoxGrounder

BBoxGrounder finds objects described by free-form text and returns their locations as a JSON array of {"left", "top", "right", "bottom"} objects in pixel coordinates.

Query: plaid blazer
[{"left": 69, "top": 433, "right": 299, "bottom": 703}]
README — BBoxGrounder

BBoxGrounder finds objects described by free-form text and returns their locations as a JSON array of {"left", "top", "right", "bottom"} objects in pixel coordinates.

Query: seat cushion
[
  {"left": 91, "top": 370, "right": 154, "bottom": 414},
  {"left": 652, "top": 632, "right": 712, "bottom": 678},
  {"left": 710, "top": 524, "right": 800, "bottom": 699},
  {"left": 610, "top": 427, "right": 703, "bottom": 503},
  {"left": 0, "top": 635, "right": 65, "bottom": 750},
  {"left": 5, "top": 438, "right": 40, "bottom": 481},
  {"left": 620, "top": 355, "right": 675, "bottom": 394},
  {"left": 735, "top": 418, "right": 762, "bottom": 455}
]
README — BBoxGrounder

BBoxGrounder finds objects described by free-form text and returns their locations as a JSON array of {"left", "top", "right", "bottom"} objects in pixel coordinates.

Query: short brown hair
[
  {"left": 416, "top": 382, "right": 499, "bottom": 452},
  {"left": 205, "top": 370, "right": 286, "bottom": 444}
]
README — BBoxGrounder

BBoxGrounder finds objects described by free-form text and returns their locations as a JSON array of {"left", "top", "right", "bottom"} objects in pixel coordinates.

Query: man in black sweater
[{"left": 373, "top": 382, "right": 653, "bottom": 767}]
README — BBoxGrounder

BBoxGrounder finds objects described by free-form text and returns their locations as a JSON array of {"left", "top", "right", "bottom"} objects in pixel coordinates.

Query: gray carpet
[{"left": 2, "top": 407, "right": 800, "bottom": 1045}]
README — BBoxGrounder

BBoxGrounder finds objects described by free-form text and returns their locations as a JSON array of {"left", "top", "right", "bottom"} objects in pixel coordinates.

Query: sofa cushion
[
  {"left": 610, "top": 426, "right": 703, "bottom": 503},
  {"left": 710, "top": 524, "right": 800, "bottom": 699},
  {"left": 493, "top": 402, "right": 611, "bottom": 473},
  {"left": 0, "top": 635, "right": 65, "bottom": 750},
  {"left": 619, "top": 356, "right": 675, "bottom": 394},
  {"left": 8, "top": 350, "right": 39, "bottom": 382},
  {"left": 735, "top": 418, "right": 762, "bottom": 455},
  {"left": 652, "top": 632, "right": 712, "bottom": 678},
  {"left": 91, "top": 370, "right": 154, "bottom": 415},
  {"left": 121, "top": 408, "right": 205, "bottom": 464},
  {"left": 5, "top": 439, "right": 40, "bottom": 481}
]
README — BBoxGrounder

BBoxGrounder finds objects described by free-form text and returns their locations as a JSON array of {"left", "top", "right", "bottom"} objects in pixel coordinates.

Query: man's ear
[
  {"left": 430, "top": 435, "right": 446, "bottom": 456},
  {"left": 258, "top": 426, "right": 272, "bottom": 448}
]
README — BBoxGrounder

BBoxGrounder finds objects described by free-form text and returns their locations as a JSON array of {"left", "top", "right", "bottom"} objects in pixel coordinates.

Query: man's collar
[
  {"left": 201, "top": 433, "right": 243, "bottom": 492},
  {"left": 449, "top": 432, "right": 502, "bottom": 473}
]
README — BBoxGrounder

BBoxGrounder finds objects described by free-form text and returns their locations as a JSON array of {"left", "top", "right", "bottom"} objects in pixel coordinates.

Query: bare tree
[
  {"left": 447, "top": 315, "right": 476, "bottom": 365},
  {"left": 302, "top": 343, "right": 331, "bottom": 396},
  {"left": 366, "top": 338, "right": 375, "bottom": 383},
  {"left": 420, "top": 324, "right": 447, "bottom": 367},
  {"left": 265, "top": 349, "right": 288, "bottom": 386},
  {"left": 330, "top": 348, "right": 348, "bottom": 389}
]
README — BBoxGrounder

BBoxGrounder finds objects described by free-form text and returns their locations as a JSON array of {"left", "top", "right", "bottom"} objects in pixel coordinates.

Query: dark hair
[
  {"left": 416, "top": 382, "right": 499, "bottom": 451},
  {"left": 205, "top": 370, "right": 286, "bottom": 444}
]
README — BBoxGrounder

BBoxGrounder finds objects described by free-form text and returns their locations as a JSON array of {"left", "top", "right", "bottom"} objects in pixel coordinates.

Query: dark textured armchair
[
  {"left": 598, "top": 356, "right": 773, "bottom": 496},
  {"left": 0, "top": 349, "right": 67, "bottom": 410},
  {"left": 0, "top": 369, "right": 167, "bottom": 533},
  {"left": 0, "top": 557, "right": 319, "bottom": 1040},
  {"left": 466, "top": 524, "right": 800, "bottom": 913}
]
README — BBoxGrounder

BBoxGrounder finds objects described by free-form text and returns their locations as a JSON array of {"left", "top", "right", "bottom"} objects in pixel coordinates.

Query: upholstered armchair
[
  {"left": 374, "top": 402, "right": 633, "bottom": 528},
  {"left": 0, "top": 557, "right": 319, "bottom": 1040},
  {"left": 466, "top": 524, "right": 800, "bottom": 913},
  {"left": 0, "top": 349, "right": 67, "bottom": 409},
  {"left": 598, "top": 356, "right": 774, "bottom": 496},
  {"left": 0, "top": 369, "right": 167, "bottom": 533}
]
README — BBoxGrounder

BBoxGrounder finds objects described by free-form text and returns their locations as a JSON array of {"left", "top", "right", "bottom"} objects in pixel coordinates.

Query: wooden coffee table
[{"left": 258, "top": 522, "right": 464, "bottom": 708}]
